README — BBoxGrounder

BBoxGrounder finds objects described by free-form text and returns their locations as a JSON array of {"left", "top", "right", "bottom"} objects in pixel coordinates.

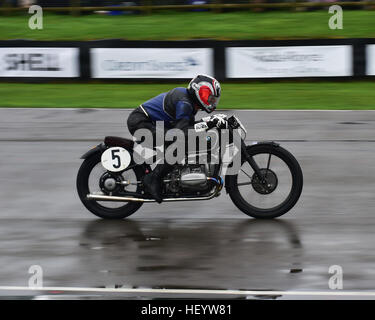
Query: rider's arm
[{"left": 174, "top": 101, "right": 195, "bottom": 132}]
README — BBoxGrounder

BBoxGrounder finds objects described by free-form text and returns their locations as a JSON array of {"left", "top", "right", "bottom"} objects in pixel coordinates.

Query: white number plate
[{"left": 101, "top": 147, "right": 131, "bottom": 172}]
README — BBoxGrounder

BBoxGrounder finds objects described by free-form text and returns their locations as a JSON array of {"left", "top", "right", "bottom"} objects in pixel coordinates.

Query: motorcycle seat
[{"left": 104, "top": 136, "right": 134, "bottom": 149}]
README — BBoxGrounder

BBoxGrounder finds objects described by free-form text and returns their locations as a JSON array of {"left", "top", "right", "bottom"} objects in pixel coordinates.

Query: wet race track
[{"left": 1, "top": 108, "right": 375, "bottom": 299}]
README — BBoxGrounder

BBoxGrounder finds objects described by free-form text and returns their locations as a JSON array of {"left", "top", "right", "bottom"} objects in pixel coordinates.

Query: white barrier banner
[
  {"left": 0, "top": 47, "right": 79, "bottom": 77},
  {"left": 226, "top": 45, "right": 352, "bottom": 78},
  {"left": 366, "top": 45, "right": 375, "bottom": 76},
  {"left": 91, "top": 48, "right": 213, "bottom": 78}
]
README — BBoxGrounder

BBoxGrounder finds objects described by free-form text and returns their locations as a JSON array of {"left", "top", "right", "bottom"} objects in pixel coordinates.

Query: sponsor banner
[
  {"left": 226, "top": 46, "right": 352, "bottom": 78},
  {"left": 366, "top": 45, "right": 375, "bottom": 76},
  {"left": 91, "top": 48, "right": 213, "bottom": 78},
  {"left": 0, "top": 47, "right": 79, "bottom": 78}
]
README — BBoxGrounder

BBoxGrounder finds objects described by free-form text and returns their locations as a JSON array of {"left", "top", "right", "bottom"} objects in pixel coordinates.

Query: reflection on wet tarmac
[
  {"left": 2, "top": 215, "right": 375, "bottom": 298},
  {"left": 78, "top": 219, "right": 303, "bottom": 291}
]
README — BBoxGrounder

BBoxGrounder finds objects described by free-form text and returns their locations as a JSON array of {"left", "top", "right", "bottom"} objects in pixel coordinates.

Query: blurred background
[{"left": 0, "top": 0, "right": 374, "bottom": 108}]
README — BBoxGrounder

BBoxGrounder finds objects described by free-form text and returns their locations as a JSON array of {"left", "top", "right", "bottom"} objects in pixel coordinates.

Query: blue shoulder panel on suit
[{"left": 142, "top": 92, "right": 172, "bottom": 122}]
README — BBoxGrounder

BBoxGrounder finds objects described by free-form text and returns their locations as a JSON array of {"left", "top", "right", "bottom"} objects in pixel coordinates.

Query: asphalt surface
[{"left": 1, "top": 108, "right": 375, "bottom": 299}]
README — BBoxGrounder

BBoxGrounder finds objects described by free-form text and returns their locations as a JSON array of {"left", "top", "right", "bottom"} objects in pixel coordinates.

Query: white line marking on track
[{"left": 1, "top": 286, "right": 375, "bottom": 297}]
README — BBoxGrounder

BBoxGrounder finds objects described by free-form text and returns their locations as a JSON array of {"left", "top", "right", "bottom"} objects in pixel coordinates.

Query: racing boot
[{"left": 143, "top": 164, "right": 172, "bottom": 203}]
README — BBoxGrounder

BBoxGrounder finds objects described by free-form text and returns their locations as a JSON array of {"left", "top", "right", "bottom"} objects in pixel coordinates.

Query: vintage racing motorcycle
[{"left": 76, "top": 115, "right": 303, "bottom": 219}]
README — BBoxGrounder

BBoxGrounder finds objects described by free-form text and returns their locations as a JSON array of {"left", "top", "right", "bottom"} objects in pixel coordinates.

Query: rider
[{"left": 127, "top": 74, "right": 227, "bottom": 203}]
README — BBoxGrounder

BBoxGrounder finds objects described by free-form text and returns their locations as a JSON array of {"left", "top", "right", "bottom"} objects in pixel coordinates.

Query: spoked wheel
[
  {"left": 227, "top": 144, "right": 303, "bottom": 219},
  {"left": 76, "top": 153, "right": 144, "bottom": 219}
]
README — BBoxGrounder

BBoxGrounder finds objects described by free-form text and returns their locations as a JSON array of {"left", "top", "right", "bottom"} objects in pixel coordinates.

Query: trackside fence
[{"left": 0, "top": 38, "right": 374, "bottom": 81}]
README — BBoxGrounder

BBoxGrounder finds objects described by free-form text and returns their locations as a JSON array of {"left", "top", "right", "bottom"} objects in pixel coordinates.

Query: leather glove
[
  {"left": 194, "top": 114, "right": 228, "bottom": 132},
  {"left": 205, "top": 114, "right": 228, "bottom": 129}
]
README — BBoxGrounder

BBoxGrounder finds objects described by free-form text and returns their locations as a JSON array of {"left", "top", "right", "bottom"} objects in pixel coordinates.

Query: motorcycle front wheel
[{"left": 226, "top": 144, "right": 303, "bottom": 219}]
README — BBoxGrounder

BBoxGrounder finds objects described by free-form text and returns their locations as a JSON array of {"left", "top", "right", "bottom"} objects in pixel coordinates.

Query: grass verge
[
  {"left": 1, "top": 11, "right": 375, "bottom": 40},
  {"left": 0, "top": 81, "right": 374, "bottom": 109}
]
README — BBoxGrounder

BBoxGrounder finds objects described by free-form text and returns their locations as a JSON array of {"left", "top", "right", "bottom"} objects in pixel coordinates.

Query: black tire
[
  {"left": 76, "top": 153, "right": 143, "bottom": 219},
  {"left": 226, "top": 144, "right": 303, "bottom": 219}
]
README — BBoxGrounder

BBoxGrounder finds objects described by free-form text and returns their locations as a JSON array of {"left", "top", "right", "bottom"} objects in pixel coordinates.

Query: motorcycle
[{"left": 76, "top": 115, "right": 303, "bottom": 219}]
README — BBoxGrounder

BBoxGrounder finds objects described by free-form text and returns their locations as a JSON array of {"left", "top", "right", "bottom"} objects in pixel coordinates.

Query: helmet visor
[{"left": 208, "top": 94, "right": 220, "bottom": 108}]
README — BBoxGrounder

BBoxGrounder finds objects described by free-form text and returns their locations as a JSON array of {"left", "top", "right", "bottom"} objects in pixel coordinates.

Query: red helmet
[{"left": 188, "top": 74, "right": 221, "bottom": 113}]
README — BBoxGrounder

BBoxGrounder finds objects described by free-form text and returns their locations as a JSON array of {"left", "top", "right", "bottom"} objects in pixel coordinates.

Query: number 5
[{"left": 111, "top": 149, "right": 121, "bottom": 169}]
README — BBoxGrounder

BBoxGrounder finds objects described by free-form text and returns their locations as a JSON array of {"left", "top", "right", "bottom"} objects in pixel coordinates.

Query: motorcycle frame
[{"left": 80, "top": 129, "right": 280, "bottom": 203}]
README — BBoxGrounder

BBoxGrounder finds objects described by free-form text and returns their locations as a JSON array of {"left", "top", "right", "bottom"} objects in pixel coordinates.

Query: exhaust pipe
[
  {"left": 87, "top": 193, "right": 217, "bottom": 203},
  {"left": 87, "top": 177, "right": 222, "bottom": 203}
]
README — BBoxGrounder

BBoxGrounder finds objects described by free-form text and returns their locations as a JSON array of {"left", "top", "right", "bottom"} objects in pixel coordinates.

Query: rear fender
[{"left": 80, "top": 143, "right": 106, "bottom": 159}]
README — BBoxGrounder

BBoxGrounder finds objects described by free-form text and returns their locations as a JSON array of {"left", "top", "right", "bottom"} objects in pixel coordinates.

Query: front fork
[{"left": 240, "top": 139, "right": 265, "bottom": 182}]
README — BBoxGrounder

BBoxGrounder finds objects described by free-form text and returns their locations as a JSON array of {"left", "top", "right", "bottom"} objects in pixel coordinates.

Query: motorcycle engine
[{"left": 165, "top": 165, "right": 208, "bottom": 194}]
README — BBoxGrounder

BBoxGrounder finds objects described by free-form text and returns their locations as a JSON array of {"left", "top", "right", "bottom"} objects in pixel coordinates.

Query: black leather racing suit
[
  {"left": 127, "top": 87, "right": 198, "bottom": 139},
  {"left": 126, "top": 87, "right": 199, "bottom": 203}
]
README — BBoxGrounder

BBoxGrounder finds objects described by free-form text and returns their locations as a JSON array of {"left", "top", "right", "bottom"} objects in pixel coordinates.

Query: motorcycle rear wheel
[{"left": 76, "top": 153, "right": 143, "bottom": 219}]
